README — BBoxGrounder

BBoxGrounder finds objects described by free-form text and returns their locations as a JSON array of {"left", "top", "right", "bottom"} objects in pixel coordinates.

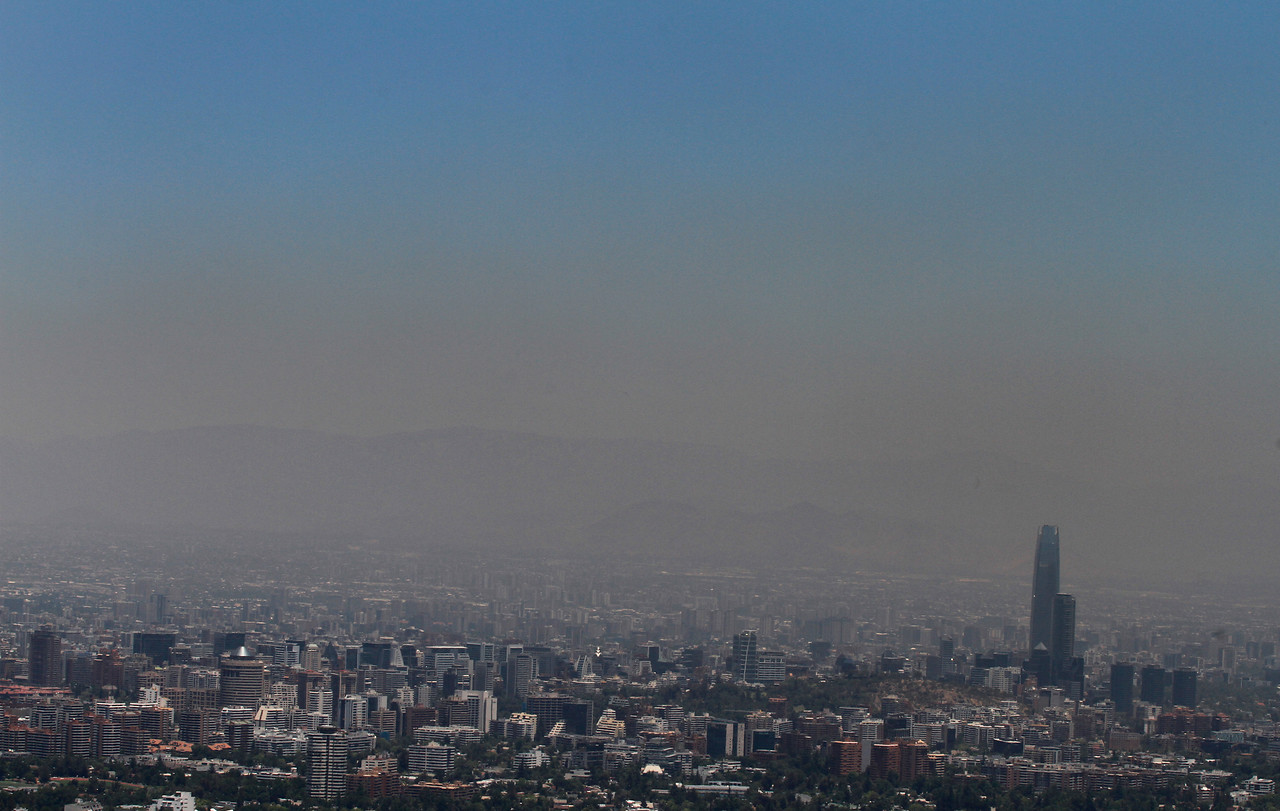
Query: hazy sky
[{"left": 3, "top": 2, "right": 1279, "bottom": 487}]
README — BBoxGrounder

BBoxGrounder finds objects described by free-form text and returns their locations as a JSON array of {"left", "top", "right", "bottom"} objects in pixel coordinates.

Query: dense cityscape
[
  {"left": 7, "top": 2, "right": 1279, "bottom": 810},
  {"left": 0, "top": 524, "right": 1278, "bottom": 810}
]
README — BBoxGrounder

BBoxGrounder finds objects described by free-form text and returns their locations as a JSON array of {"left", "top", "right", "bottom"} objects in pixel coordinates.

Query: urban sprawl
[{"left": 1, "top": 525, "right": 1278, "bottom": 810}]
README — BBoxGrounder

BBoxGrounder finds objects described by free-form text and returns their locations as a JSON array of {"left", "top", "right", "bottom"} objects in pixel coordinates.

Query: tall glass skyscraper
[
  {"left": 732, "top": 630, "right": 759, "bottom": 683},
  {"left": 1029, "top": 525, "right": 1060, "bottom": 653},
  {"left": 1111, "top": 662, "right": 1135, "bottom": 714}
]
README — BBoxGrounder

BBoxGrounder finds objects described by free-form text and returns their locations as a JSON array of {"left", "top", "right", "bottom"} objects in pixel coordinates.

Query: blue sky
[{"left": 2, "top": 2, "right": 1279, "bottom": 486}]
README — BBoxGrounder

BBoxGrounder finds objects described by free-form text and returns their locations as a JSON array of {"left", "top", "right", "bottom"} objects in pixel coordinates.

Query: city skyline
[
  {"left": 2, "top": 6, "right": 1279, "bottom": 804},
  {"left": 0, "top": 513, "right": 1269, "bottom": 807}
]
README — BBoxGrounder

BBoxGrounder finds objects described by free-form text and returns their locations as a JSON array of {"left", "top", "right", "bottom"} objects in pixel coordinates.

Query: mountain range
[{"left": 0, "top": 425, "right": 1276, "bottom": 581}]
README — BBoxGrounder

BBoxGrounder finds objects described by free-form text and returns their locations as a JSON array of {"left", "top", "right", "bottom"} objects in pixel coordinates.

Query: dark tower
[
  {"left": 1111, "top": 662, "right": 1135, "bottom": 714},
  {"left": 132, "top": 632, "right": 177, "bottom": 666},
  {"left": 1026, "top": 644, "right": 1054, "bottom": 688},
  {"left": 1171, "top": 667, "right": 1197, "bottom": 708},
  {"left": 1050, "top": 594, "right": 1076, "bottom": 675},
  {"left": 1029, "top": 526, "right": 1060, "bottom": 654},
  {"left": 732, "top": 630, "right": 759, "bottom": 683},
  {"left": 1140, "top": 665, "right": 1167, "bottom": 705},
  {"left": 29, "top": 628, "right": 63, "bottom": 687}
]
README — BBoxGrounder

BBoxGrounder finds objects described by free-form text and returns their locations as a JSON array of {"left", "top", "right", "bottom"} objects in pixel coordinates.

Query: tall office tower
[
  {"left": 306, "top": 688, "right": 333, "bottom": 719},
  {"left": 1171, "top": 667, "right": 1198, "bottom": 708},
  {"left": 1111, "top": 662, "right": 1135, "bottom": 714},
  {"left": 1029, "top": 525, "right": 1061, "bottom": 654},
  {"left": 258, "top": 641, "right": 301, "bottom": 669},
  {"left": 470, "top": 660, "right": 497, "bottom": 692},
  {"left": 858, "top": 717, "right": 884, "bottom": 771},
  {"left": 150, "top": 592, "right": 168, "bottom": 625},
  {"left": 359, "top": 642, "right": 394, "bottom": 669},
  {"left": 337, "top": 693, "right": 367, "bottom": 729},
  {"left": 705, "top": 719, "right": 745, "bottom": 758},
  {"left": 307, "top": 725, "right": 347, "bottom": 801},
  {"left": 1140, "top": 665, "right": 1167, "bottom": 705},
  {"left": 226, "top": 721, "right": 254, "bottom": 751},
  {"left": 218, "top": 647, "right": 266, "bottom": 708},
  {"left": 1050, "top": 593, "right": 1076, "bottom": 680},
  {"left": 561, "top": 700, "right": 593, "bottom": 736},
  {"left": 939, "top": 636, "right": 955, "bottom": 661},
  {"left": 1059, "top": 657, "right": 1085, "bottom": 700},
  {"left": 29, "top": 628, "right": 63, "bottom": 686},
  {"left": 446, "top": 689, "right": 496, "bottom": 732},
  {"left": 133, "top": 632, "right": 178, "bottom": 666},
  {"left": 506, "top": 653, "right": 534, "bottom": 699},
  {"left": 212, "top": 632, "right": 246, "bottom": 656},
  {"left": 732, "top": 630, "right": 760, "bottom": 683},
  {"left": 301, "top": 643, "right": 322, "bottom": 672}
]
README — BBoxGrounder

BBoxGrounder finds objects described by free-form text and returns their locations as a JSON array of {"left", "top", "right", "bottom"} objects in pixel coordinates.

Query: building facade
[
  {"left": 731, "top": 630, "right": 759, "bottom": 683},
  {"left": 218, "top": 647, "right": 266, "bottom": 708},
  {"left": 29, "top": 628, "right": 63, "bottom": 687},
  {"left": 307, "top": 725, "right": 348, "bottom": 801}
]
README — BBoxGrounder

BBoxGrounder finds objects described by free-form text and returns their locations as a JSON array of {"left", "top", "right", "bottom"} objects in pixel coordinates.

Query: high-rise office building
[
  {"left": 1140, "top": 665, "right": 1167, "bottom": 705},
  {"left": 1025, "top": 645, "right": 1053, "bottom": 688},
  {"left": 706, "top": 719, "right": 746, "bottom": 759},
  {"left": 505, "top": 653, "right": 534, "bottom": 699},
  {"left": 1172, "top": 667, "right": 1197, "bottom": 708},
  {"left": 133, "top": 632, "right": 178, "bottom": 666},
  {"left": 1029, "top": 526, "right": 1060, "bottom": 654},
  {"left": 301, "top": 643, "right": 322, "bottom": 672},
  {"left": 757, "top": 651, "right": 787, "bottom": 683},
  {"left": 732, "top": 630, "right": 759, "bottom": 683},
  {"left": 561, "top": 700, "right": 593, "bottom": 736},
  {"left": 212, "top": 632, "right": 246, "bottom": 656},
  {"left": 858, "top": 718, "right": 884, "bottom": 771},
  {"left": 445, "top": 689, "right": 496, "bottom": 732},
  {"left": 1050, "top": 593, "right": 1076, "bottom": 679},
  {"left": 307, "top": 725, "right": 347, "bottom": 801},
  {"left": 219, "top": 647, "right": 266, "bottom": 708},
  {"left": 525, "top": 693, "right": 568, "bottom": 737},
  {"left": 1111, "top": 662, "right": 1135, "bottom": 714},
  {"left": 306, "top": 688, "right": 333, "bottom": 720},
  {"left": 1058, "top": 655, "right": 1085, "bottom": 700},
  {"left": 470, "top": 660, "right": 497, "bottom": 692},
  {"left": 337, "top": 693, "right": 367, "bottom": 729},
  {"left": 29, "top": 628, "right": 63, "bottom": 687},
  {"left": 359, "top": 642, "right": 395, "bottom": 669}
]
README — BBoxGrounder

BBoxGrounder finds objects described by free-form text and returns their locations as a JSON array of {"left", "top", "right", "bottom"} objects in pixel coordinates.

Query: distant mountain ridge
[
  {"left": 0, "top": 425, "right": 1276, "bottom": 578},
  {"left": 581, "top": 499, "right": 970, "bottom": 571}
]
